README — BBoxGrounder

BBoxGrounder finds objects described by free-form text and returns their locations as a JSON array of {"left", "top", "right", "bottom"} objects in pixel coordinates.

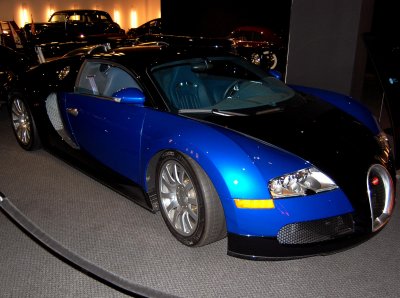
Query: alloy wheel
[
  {"left": 11, "top": 98, "right": 32, "bottom": 146},
  {"left": 158, "top": 160, "right": 199, "bottom": 236}
]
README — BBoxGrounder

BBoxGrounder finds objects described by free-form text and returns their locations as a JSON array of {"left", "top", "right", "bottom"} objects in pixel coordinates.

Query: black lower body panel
[{"left": 227, "top": 232, "right": 372, "bottom": 260}]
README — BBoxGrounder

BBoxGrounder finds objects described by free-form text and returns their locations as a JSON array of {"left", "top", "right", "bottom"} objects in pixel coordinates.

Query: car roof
[
  {"left": 89, "top": 43, "right": 235, "bottom": 68},
  {"left": 52, "top": 10, "right": 110, "bottom": 15}
]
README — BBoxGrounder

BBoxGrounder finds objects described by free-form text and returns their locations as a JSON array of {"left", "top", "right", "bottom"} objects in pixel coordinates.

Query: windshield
[
  {"left": 49, "top": 13, "right": 69, "bottom": 22},
  {"left": 151, "top": 56, "right": 295, "bottom": 114}
]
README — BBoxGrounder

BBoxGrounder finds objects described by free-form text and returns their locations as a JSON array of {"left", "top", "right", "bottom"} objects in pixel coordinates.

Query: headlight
[{"left": 268, "top": 167, "right": 338, "bottom": 198}]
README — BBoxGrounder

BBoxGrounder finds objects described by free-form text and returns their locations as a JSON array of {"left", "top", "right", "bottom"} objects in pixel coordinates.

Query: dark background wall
[
  {"left": 370, "top": 0, "right": 398, "bottom": 37},
  {"left": 285, "top": 0, "right": 374, "bottom": 99}
]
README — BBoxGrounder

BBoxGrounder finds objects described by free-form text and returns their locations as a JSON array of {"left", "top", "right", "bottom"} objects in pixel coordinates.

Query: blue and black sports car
[{"left": 6, "top": 41, "right": 396, "bottom": 260}]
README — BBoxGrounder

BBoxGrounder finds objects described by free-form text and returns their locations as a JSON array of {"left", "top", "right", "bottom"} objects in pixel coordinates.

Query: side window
[
  {"left": 100, "top": 15, "right": 110, "bottom": 22},
  {"left": 69, "top": 14, "right": 82, "bottom": 22},
  {"left": 75, "top": 61, "right": 142, "bottom": 97},
  {"left": 253, "top": 32, "right": 263, "bottom": 42}
]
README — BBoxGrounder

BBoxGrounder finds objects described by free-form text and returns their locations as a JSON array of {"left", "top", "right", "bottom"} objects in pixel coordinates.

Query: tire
[
  {"left": 156, "top": 151, "right": 226, "bottom": 247},
  {"left": 9, "top": 94, "right": 41, "bottom": 151}
]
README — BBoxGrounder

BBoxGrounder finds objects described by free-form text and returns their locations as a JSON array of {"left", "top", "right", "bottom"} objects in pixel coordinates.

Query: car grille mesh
[
  {"left": 277, "top": 214, "right": 354, "bottom": 245},
  {"left": 368, "top": 171, "right": 386, "bottom": 219},
  {"left": 46, "top": 92, "right": 64, "bottom": 131},
  {"left": 45, "top": 93, "right": 79, "bottom": 149}
]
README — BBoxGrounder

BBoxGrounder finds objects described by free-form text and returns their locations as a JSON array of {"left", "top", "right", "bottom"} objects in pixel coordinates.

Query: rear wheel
[
  {"left": 9, "top": 94, "right": 41, "bottom": 151},
  {"left": 156, "top": 151, "right": 226, "bottom": 247}
]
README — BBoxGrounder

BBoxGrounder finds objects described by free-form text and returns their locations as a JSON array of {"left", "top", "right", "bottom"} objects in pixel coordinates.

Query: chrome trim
[
  {"left": 66, "top": 108, "right": 79, "bottom": 116},
  {"left": 45, "top": 93, "right": 79, "bottom": 149},
  {"left": 366, "top": 164, "right": 395, "bottom": 232}
]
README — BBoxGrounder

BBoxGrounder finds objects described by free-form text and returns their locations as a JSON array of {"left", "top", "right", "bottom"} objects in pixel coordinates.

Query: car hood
[{"left": 186, "top": 92, "right": 394, "bottom": 213}]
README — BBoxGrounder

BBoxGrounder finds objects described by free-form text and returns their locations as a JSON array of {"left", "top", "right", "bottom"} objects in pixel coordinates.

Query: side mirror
[{"left": 112, "top": 87, "right": 145, "bottom": 105}]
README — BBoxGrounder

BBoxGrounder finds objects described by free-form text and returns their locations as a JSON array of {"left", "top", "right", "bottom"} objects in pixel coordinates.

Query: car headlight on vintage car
[{"left": 268, "top": 167, "right": 338, "bottom": 198}]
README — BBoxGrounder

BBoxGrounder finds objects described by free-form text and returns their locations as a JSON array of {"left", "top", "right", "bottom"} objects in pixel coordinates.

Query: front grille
[
  {"left": 367, "top": 164, "right": 395, "bottom": 232},
  {"left": 368, "top": 170, "right": 386, "bottom": 217},
  {"left": 277, "top": 214, "right": 354, "bottom": 245}
]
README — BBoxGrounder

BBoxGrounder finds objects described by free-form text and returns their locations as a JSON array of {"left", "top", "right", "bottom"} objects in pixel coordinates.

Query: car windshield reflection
[{"left": 152, "top": 57, "right": 294, "bottom": 112}]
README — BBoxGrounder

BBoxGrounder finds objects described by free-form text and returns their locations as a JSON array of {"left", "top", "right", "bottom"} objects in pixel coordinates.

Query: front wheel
[
  {"left": 156, "top": 151, "right": 226, "bottom": 247},
  {"left": 9, "top": 94, "right": 41, "bottom": 151}
]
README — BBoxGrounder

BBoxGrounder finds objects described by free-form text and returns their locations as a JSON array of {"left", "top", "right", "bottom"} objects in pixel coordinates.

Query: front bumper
[
  {"left": 226, "top": 163, "right": 396, "bottom": 260},
  {"left": 227, "top": 213, "right": 372, "bottom": 260}
]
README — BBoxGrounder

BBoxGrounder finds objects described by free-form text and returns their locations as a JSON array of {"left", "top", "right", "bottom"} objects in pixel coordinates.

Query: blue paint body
[{"left": 60, "top": 87, "right": 358, "bottom": 237}]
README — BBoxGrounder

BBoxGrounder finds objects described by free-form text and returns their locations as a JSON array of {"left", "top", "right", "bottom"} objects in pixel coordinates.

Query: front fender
[
  {"left": 141, "top": 110, "right": 314, "bottom": 230},
  {"left": 142, "top": 110, "right": 309, "bottom": 197}
]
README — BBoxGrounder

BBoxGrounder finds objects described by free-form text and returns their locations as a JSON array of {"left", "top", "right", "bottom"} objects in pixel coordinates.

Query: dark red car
[{"left": 227, "top": 26, "right": 286, "bottom": 71}]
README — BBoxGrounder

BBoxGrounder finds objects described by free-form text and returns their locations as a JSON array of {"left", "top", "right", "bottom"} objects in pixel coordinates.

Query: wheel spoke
[
  {"left": 173, "top": 163, "right": 182, "bottom": 184},
  {"left": 172, "top": 205, "right": 183, "bottom": 229},
  {"left": 165, "top": 198, "right": 179, "bottom": 213},
  {"left": 161, "top": 173, "right": 175, "bottom": 191},
  {"left": 160, "top": 189, "right": 175, "bottom": 200},
  {"left": 16, "top": 122, "right": 30, "bottom": 145},
  {"left": 165, "top": 165, "right": 176, "bottom": 185},
  {"left": 14, "top": 99, "right": 23, "bottom": 113},
  {"left": 22, "top": 127, "right": 30, "bottom": 144},
  {"left": 183, "top": 180, "right": 193, "bottom": 193},
  {"left": 186, "top": 207, "right": 198, "bottom": 223},
  {"left": 187, "top": 196, "right": 197, "bottom": 206},
  {"left": 11, "top": 105, "right": 20, "bottom": 117},
  {"left": 178, "top": 167, "right": 187, "bottom": 185},
  {"left": 181, "top": 211, "right": 194, "bottom": 234}
]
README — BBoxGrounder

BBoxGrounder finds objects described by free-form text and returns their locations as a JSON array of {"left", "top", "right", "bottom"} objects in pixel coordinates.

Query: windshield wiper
[
  {"left": 255, "top": 107, "right": 283, "bottom": 115},
  {"left": 178, "top": 109, "right": 248, "bottom": 116}
]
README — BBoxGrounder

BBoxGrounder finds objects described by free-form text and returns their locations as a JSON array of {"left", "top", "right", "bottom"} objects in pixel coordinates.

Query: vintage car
[
  {"left": 127, "top": 18, "right": 162, "bottom": 38},
  {"left": 6, "top": 41, "right": 396, "bottom": 260},
  {"left": 129, "top": 20, "right": 286, "bottom": 72},
  {"left": 227, "top": 26, "right": 286, "bottom": 71},
  {"left": 23, "top": 9, "right": 125, "bottom": 44}
]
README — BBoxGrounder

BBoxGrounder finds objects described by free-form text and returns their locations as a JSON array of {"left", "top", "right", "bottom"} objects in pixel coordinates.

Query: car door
[{"left": 64, "top": 60, "right": 146, "bottom": 182}]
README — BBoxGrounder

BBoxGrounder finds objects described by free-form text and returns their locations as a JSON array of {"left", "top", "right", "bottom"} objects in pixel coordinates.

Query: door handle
[{"left": 66, "top": 108, "right": 79, "bottom": 116}]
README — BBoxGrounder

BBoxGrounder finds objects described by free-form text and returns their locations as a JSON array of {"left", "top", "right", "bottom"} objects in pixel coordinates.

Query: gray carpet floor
[{"left": 1, "top": 104, "right": 400, "bottom": 298}]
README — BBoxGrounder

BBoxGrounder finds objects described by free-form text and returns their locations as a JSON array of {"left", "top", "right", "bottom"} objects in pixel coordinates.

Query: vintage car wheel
[
  {"left": 9, "top": 95, "right": 41, "bottom": 150},
  {"left": 250, "top": 51, "right": 278, "bottom": 70},
  {"left": 263, "top": 50, "right": 278, "bottom": 70},
  {"left": 156, "top": 151, "right": 226, "bottom": 246}
]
